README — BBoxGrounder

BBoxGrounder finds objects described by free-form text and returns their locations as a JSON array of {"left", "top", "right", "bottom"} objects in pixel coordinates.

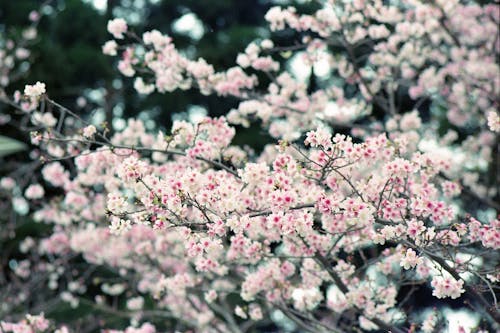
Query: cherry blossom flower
[
  {"left": 24, "top": 184, "right": 44, "bottom": 200},
  {"left": 102, "top": 40, "right": 118, "bottom": 56},
  {"left": 82, "top": 125, "right": 97, "bottom": 138},
  {"left": 107, "top": 18, "right": 128, "bottom": 39},
  {"left": 431, "top": 276, "right": 465, "bottom": 299},
  {"left": 24, "top": 81, "right": 45, "bottom": 97}
]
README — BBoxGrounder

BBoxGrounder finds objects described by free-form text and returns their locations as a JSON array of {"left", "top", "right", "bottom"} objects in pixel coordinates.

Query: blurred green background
[{"left": 0, "top": 0, "right": 280, "bottom": 148}]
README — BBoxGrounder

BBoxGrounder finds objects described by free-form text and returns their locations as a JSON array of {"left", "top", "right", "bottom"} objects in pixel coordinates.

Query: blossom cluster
[{"left": 1, "top": 313, "right": 156, "bottom": 333}]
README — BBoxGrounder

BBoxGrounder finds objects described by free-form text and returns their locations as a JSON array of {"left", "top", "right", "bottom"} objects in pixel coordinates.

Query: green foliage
[{"left": 0, "top": 135, "right": 27, "bottom": 157}]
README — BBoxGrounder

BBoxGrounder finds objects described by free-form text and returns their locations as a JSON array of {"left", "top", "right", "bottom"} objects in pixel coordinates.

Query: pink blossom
[
  {"left": 0, "top": 177, "right": 16, "bottom": 190},
  {"left": 107, "top": 18, "right": 128, "bottom": 39},
  {"left": 400, "top": 248, "right": 423, "bottom": 270},
  {"left": 24, "top": 184, "right": 44, "bottom": 199},
  {"left": 117, "top": 156, "right": 148, "bottom": 182},
  {"left": 102, "top": 40, "right": 118, "bottom": 56},
  {"left": 431, "top": 276, "right": 465, "bottom": 299}
]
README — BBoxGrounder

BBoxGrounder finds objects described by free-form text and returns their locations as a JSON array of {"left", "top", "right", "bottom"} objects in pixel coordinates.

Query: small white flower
[
  {"left": 107, "top": 18, "right": 127, "bottom": 39},
  {"left": 487, "top": 111, "right": 500, "bottom": 132},
  {"left": 24, "top": 81, "right": 46, "bottom": 97},
  {"left": 234, "top": 305, "right": 247, "bottom": 319},
  {"left": 109, "top": 217, "right": 132, "bottom": 235},
  {"left": 204, "top": 290, "right": 217, "bottom": 303},
  {"left": 400, "top": 248, "right": 423, "bottom": 270},
  {"left": 82, "top": 125, "right": 97, "bottom": 138},
  {"left": 126, "top": 296, "right": 144, "bottom": 311},
  {"left": 102, "top": 40, "right": 118, "bottom": 56},
  {"left": 24, "top": 184, "right": 44, "bottom": 199},
  {"left": 260, "top": 39, "right": 274, "bottom": 49},
  {"left": 134, "top": 77, "right": 155, "bottom": 95},
  {"left": 101, "top": 283, "right": 126, "bottom": 296},
  {"left": 0, "top": 177, "right": 16, "bottom": 190}
]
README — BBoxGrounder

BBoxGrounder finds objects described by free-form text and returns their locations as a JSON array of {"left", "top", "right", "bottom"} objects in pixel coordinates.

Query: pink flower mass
[{"left": 0, "top": 1, "right": 499, "bottom": 333}]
